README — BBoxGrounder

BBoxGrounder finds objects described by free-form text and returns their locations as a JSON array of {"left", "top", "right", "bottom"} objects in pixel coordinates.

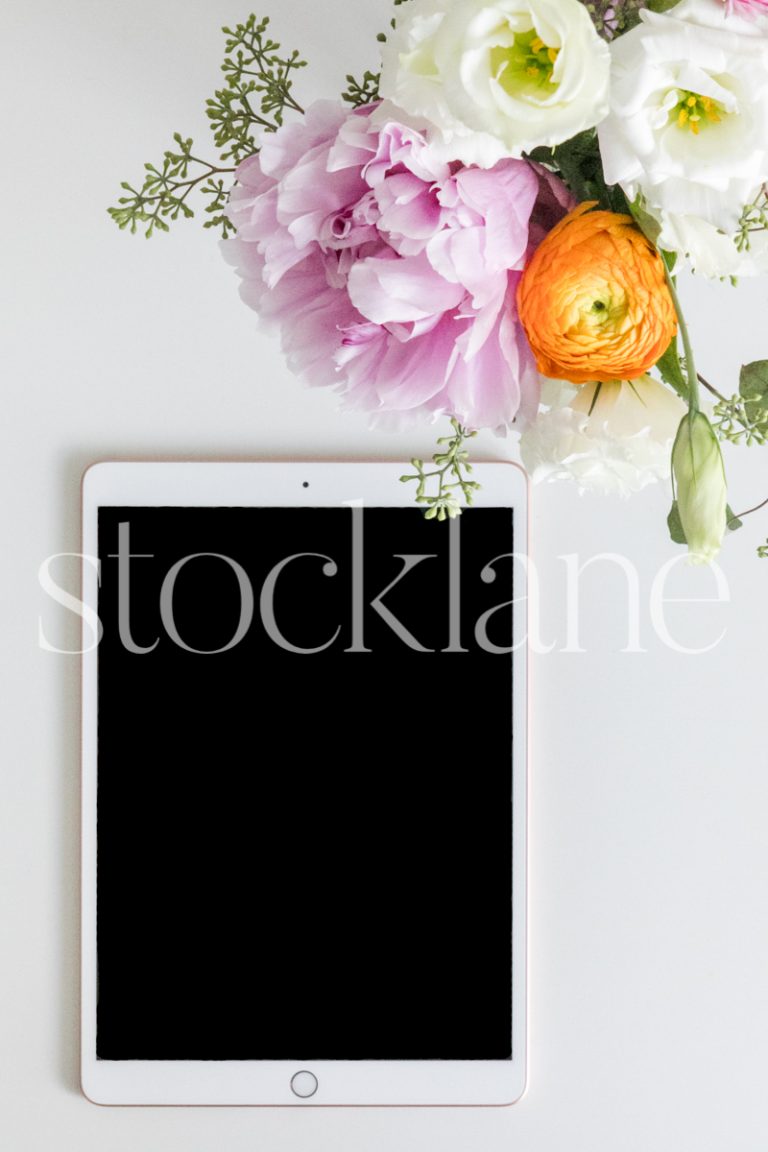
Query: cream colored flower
[
  {"left": 378, "top": 0, "right": 611, "bottom": 167},
  {"left": 520, "top": 376, "right": 687, "bottom": 496}
]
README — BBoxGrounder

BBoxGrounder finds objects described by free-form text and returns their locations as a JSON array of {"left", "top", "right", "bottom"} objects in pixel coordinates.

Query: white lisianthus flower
[
  {"left": 377, "top": 0, "right": 611, "bottom": 167},
  {"left": 654, "top": 210, "right": 768, "bottom": 278},
  {"left": 597, "top": 0, "right": 768, "bottom": 276},
  {"left": 519, "top": 377, "right": 687, "bottom": 497}
]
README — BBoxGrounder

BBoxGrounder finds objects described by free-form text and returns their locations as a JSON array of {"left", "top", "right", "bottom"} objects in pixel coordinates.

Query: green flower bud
[{"left": 671, "top": 411, "right": 727, "bottom": 564}]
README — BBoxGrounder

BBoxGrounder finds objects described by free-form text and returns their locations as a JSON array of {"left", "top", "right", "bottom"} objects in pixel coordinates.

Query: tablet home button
[{"left": 290, "top": 1070, "right": 318, "bottom": 1099}]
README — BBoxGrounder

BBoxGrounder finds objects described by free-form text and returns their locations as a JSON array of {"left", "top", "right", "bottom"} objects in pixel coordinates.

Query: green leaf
[
  {"left": 528, "top": 130, "right": 629, "bottom": 214},
  {"left": 629, "top": 192, "right": 662, "bottom": 246},
  {"left": 646, "top": 0, "right": 684, "bottom": 11},
  {"left": 655, "top": 338, "right": 688, "bottom": 401},
  {"left": 549, "top": 130, "right": 602, "bottom": 203},
  {"left": 667, "top": 501, "right": 687, "bottom": 546},
  {"left": 526, "top": 145, "right": 555, "bottom": 167},
  {"left": 735, "top": 360, "right": 768, "bottom": 434},
  {"left": 726, "top": 505, "right": 743, "bottom": 532},
  {"left": 739, "top": 360, "right": 768, "bottom": 403}
]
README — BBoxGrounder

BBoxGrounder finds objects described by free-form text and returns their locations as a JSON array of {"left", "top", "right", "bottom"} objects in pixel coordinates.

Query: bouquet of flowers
[{"left": 110, "top": 0, "right": 768, "bottom": 560}]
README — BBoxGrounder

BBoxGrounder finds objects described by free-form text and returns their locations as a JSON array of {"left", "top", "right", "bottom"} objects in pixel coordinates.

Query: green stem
[
  {"left": 662, "top": 255, "right": 699, "bottom": 415},
  {"left": 697, "top": 372, "right": 728, "bottom": 404},
  {"left": 732, "top": 495, "right": 768, "bottom": 521}
]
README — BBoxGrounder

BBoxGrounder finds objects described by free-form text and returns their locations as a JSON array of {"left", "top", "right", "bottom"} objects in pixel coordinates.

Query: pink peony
[
  {"left": 224, "top": 101, "right": 572, "bottom": 431},
  {"left": 725, "top": 0, "right": 768, "bottom": 14}
]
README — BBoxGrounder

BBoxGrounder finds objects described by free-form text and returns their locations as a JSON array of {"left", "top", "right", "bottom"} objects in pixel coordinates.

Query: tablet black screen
[{"left": 96, "top": 506, "right": 514, "bottom": 1060}]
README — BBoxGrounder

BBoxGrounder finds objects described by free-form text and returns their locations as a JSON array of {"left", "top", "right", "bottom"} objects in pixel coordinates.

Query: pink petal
[{"left": 347, "top": 251, "right": 466, "bottom": 324}]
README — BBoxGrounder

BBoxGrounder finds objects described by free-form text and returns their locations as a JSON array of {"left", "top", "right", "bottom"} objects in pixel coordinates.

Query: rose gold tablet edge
[{"left": 78, "top": 456, "right": 530, "bottom": 1108}]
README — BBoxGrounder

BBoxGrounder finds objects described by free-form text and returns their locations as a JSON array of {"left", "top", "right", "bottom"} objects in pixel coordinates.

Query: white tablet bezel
[{"left": 81, "top": 460, "right": 528, "bottom": 1107}]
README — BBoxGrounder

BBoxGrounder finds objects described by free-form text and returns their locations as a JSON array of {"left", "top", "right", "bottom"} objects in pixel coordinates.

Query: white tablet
[{"left": 81, "top": 461, "right": 528, "bottom": 1106}]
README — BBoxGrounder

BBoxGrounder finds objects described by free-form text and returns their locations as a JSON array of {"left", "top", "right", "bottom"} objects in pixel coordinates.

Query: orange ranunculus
[{"left": 516, "top": 202, "right": 677, "bottom": 385}]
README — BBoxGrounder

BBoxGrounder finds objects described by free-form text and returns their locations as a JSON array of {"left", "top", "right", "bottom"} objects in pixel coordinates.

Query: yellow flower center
[
  {"left": 669, "top": 89, "right": 726, "bottom": 136},
  {"left": 578, "top": 292, "right": 627, "bottom": 334},
  {"left": 491, "top": 30, "right": 560, "bottom": 96}
]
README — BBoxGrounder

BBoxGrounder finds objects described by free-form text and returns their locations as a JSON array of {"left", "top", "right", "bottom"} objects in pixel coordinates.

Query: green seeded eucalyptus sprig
[
  {"left": 707, "top": 361, "right": 768, "bottom": 446},
  {"left": 343, "top": 0, "right": 413, "bottom": 105},
  {"left": 208, "top": 14, "right": 306, "bottom": 161},
  {"left": 343, "top": 71, "right": 382, "bottom": 108},
  {"left": 400, "top": 419, "right": 480, "bottom": 520},
  {"left": 108, "top": 135, "right": 236, "bottom": 239},
  {"left": 108, "top": 15, "right": 306, "bottom": 239},
  {"left": 736, "top": 184, "right": 768, "bottom": 254}
]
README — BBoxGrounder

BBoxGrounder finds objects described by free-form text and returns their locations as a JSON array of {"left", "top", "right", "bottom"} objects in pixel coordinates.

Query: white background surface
[{"left": 2, "top": 1, "right": 768, "bottom": 1148}]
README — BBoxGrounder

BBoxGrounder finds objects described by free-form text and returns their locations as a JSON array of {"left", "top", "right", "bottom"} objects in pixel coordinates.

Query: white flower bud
[{"left": 671, "top": 411, "right": 728, "bottom": 564}]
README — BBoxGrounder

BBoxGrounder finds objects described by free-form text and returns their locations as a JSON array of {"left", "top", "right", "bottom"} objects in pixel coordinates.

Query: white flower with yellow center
[
  {"left": 377, "top": 0, "right": 611, "bottom": 167},
  {"left": 597, "top": 0, "right": 768, "bottom": 276}
]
